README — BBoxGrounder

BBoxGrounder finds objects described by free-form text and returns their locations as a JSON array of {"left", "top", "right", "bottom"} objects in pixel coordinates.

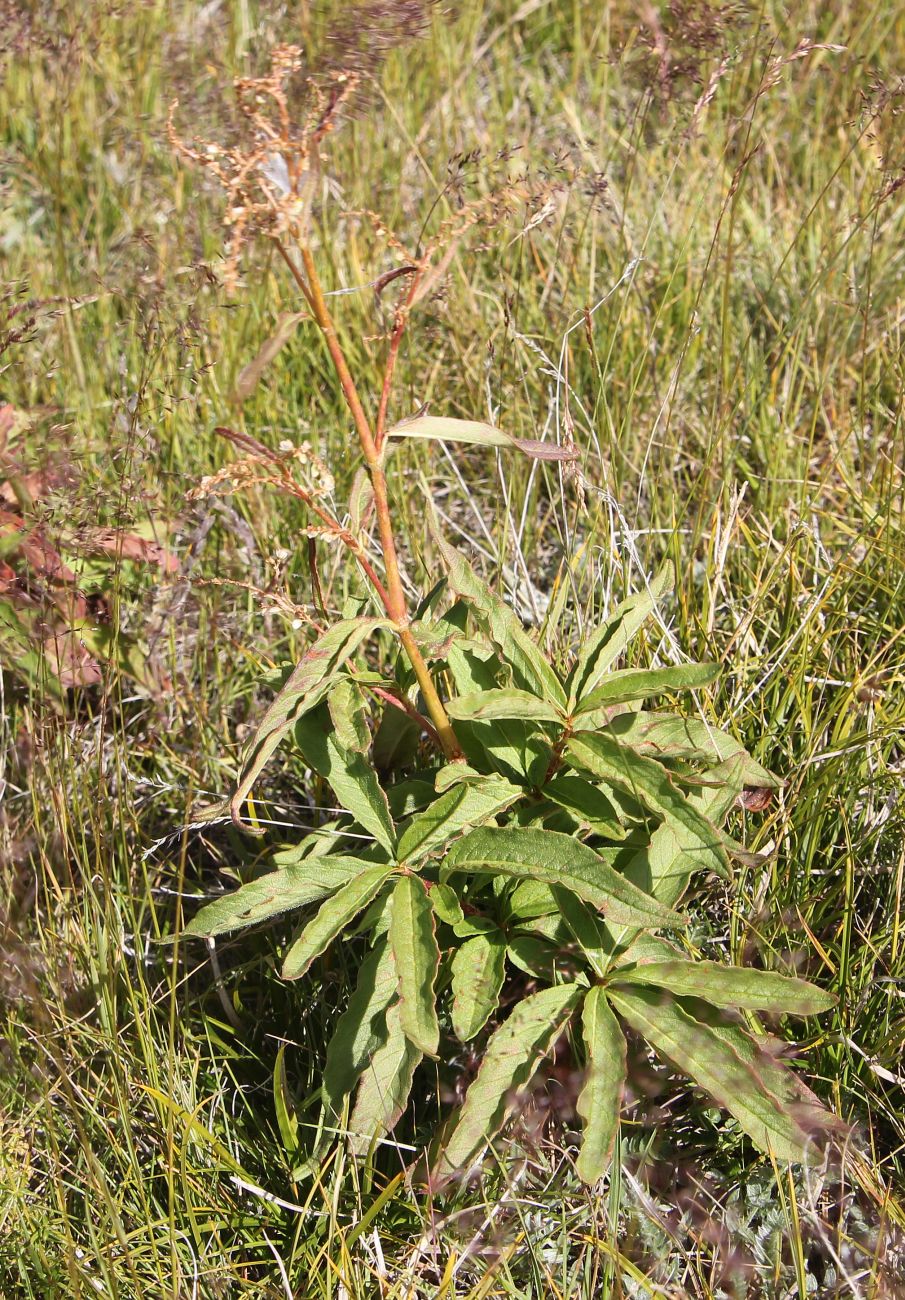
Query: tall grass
[{"left": 2, "top": 1, "right": 904, "bottom": 1294}]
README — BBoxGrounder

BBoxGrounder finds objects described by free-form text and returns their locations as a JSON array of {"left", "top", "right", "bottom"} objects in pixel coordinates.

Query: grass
[{"left": 2, "top": 0, "right": 905, "bottom": 1294}]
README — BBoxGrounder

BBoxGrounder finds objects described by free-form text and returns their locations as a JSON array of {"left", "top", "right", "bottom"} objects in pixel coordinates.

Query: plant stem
[{"left": 274, "top": 237, "right": 463, "bottom": 761}]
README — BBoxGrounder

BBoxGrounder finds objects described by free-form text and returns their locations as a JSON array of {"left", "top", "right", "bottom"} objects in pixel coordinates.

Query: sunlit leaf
[
  {"left": 607, "top": 985, "right": 817, "bottom": 1161},
  {"left": 387, "top": 414, "right": 578, "bottom": 462},
  {"left": 446, "top": 689, "right": 563, "bottom": 723},
  {"left": 451, "top": 931, "right": 506, "bottom": 1041},
  {"left": 396, "top": 774, "right": 522, "bottom": 862},
  {"left": 567, "top": 566, "right": 672, "bottom": 706},
  {"left": 390, "top": 876, "right": 440, "bottom": 1056},
  {"left": 566, "top": 733, "right": 728, "bottom": 879},
  {"left": 578, "top": 710, "right": 781, "bottom": 788},
  {"left": 348, "top": 1003, "right": 422, "bottom": 1156},
  {"left": 322, "top": 938, "right": 398, "bottom": 1121},
  {"left": 610, "top": 960, "right": 836, "bottom": 1015},
  {"left": 575, "top": 989, "right": 626, "bottom": 1183},
  {"left": 445, "top": 827, "right": 686, "bottom": 929},
  {"left": 439, "top": 984, "right": 582, "bottom": 1173},
  {"left": 184, "top": 856, "right": 372, "bottom": 938},
  {"left": 436, "top": 532, "right": 567, "bottom": 706},
  {"left": 574, "top": 662, "right": 720, "bottom": 716},
  {"left": 295, "top": 710, "right": 396, "bottom": 855},
  {"left": 281, "top": 864, "right": 394, "bottom": 980},
  {"left": 231, "top": 618, "right": 385, "bottom": 827}
]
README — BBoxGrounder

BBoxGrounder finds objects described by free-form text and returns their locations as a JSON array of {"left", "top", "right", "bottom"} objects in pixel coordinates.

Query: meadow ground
[{"left": 1, "top": 1, "right": 905, "bottom": 1295}]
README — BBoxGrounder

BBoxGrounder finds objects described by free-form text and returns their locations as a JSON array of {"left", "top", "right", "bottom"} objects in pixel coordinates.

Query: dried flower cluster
[{"left": 168, "top": 46, "right": 358, "bottom": 290}]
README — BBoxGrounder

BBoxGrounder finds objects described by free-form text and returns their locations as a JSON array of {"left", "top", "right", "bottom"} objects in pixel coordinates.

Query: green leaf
[
  {"left": 396, "top": 774, "right": 522, "bottom": 862},
  {"left": 435, "top": 532, "right": 566, "bottom": 707},
  {"left": 574, "top": 662, "right": 720, "bottom": 716},
  {"left": 328, "top": 677, "right": 371, "bottom": 753},
  {"left": 445, "top": 828, "right": 686, "bottom": 930},
  {"left": 607, "top": 985, "right": 816, "bottom": 1161},
  {"left": 387, "top": 414, "right": 578, "bottom": 462},
  {"left": 281, "top": 864, "right": 394, "bottom": 980},
  {"left": 603, "top": 757, "right": 753, "bottom": 957},
  {"left": 446, "top": 689, "right": 563, "bottom": 723},
  {"left": 505, "top": 879, "right": 559, "bottom": 921},
  {"left": 322, "top": 938, "right": 398, "bottom": 1121},
  {"left": 231, "top": 618, "right": 385, "bottom": 827},
  {"left": 390, "top": 876, "right": 441, "bottom": 1056},
  {"left": 553, "top": 887, "right": 611, "bottom": 978},
  {"left": 566, "top": 733, "right": 728, "bottom": 879},
  {"left": 295, "top": 711, "right": 396, "bottom": 857},
  {"left": 567, "top": 566, "right": 672, "bottom": 706},
  {"left": 429, "top": 883, "right": 464, "bottom": 927},
  {"left": 184, "top": 856, "right": 373, "bottom": 938},
  {"left": 440, "top": 984, "right": 582, "bottom": 1173},
  {"left": 348, "top": 1003, "right": 422, "bottom": 1156},
  {"left": 506, "top": 935, "right": 560, "bottom": 980},
  {"left": 575, "top": 989, "right": 626, "bottom": 1183},
  {"left": 686, "top": 1000, "right": 839, "bottom": 1145},
  {"left": 543, "top": 774, "right": 626, "bottom": 839},
  {"left": 610, "top": 960, "right": 836, "bottom": 1016},
  {"left": 451, "top": 932, "right": 506, "bottom": 1041},
  {"left": 578, "top": 710, "right": 782, "bottom": 788}
]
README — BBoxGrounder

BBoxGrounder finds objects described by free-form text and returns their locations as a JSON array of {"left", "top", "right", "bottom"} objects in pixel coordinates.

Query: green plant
[{"left": 173, "top": 38, "right": 839, "bottom": 1184}]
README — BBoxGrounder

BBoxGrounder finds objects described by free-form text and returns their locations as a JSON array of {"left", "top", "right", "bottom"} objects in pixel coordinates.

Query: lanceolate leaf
[
  {"left": 605, "top": 756, "right": 752, "bottom": 956},
  {"left": 322, "top": 939, "right": 398, "bottom": 1121},
  {"left": 553, "top": 887, "right": 611, "bottom": 977},
  {"left": 436, "top": 532, "right": 567, "bottom": 707},
  {"left": 446, "top": 689, "right": 563, "bottom": 723},
  {"left": 574, "top": 662, "right": 720, "bottom": 717},
  {"left": 396, "top": 775, "right": 522, "bottom": 862},
  {"left": 281, "top": 864, "right": 394, "bottom": 980},
  {"left": 607, "top": 985, "right": 816, "bottom": 1161},
  {"left": 566, "top": 733, "right": 728, "bottom": 879},
  {"left": 576, "top": 989, "right": 627, "bottom": 1183},
  {"left": 584, "top": 711, "right": 781, "bottom": 789},
  {"left": 445, "top": 827, "right": 686, "bottom": 930},
  {"left": 610, "top": 961, "right": 836, "bottom": 1016},
  {"left": 231, "top": 618, "right": 385, "bottom": 827},
  {"left": 390, "top": 876, "right": 440, "bottom": 1057},
  {"left": 440, "top": 984, "right": 582, "bottom": 1173},
  {"left": 295, "top": 712, "right": 396, "bottom": 856},
  {"left": 688, "top": 1000, "right": 840, "bottom": 1147},
  {"left": 567, "top": 566, "right": 672, "bottom": 706},
  {"left": 451, "top": 932, "right": 506, "bottom": 1041},
  {"left": 184, "top": 856, "right": 373, "bottom": 938},
  {"left": 348, "top": 1003, "right": 422, "bottom": 1156},
  {"left": 387, "top": 414, "right": 577, "bottom": 462},
  {"left": 544, "top": 774, "right": 625, "bottom": 839}
]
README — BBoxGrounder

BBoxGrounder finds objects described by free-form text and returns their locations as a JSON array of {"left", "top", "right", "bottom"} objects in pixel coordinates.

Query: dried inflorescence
[
  {"left": 167, "top": 45, "right": 358, "bottom": 290},
  {"left": 188, "top": 430, "right": 335, "bottom": 506}
]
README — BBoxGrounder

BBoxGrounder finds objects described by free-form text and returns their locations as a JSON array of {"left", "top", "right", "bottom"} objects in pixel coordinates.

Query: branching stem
[{"left": 273, "top": 237, "right": 462, "bottom": 761}]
